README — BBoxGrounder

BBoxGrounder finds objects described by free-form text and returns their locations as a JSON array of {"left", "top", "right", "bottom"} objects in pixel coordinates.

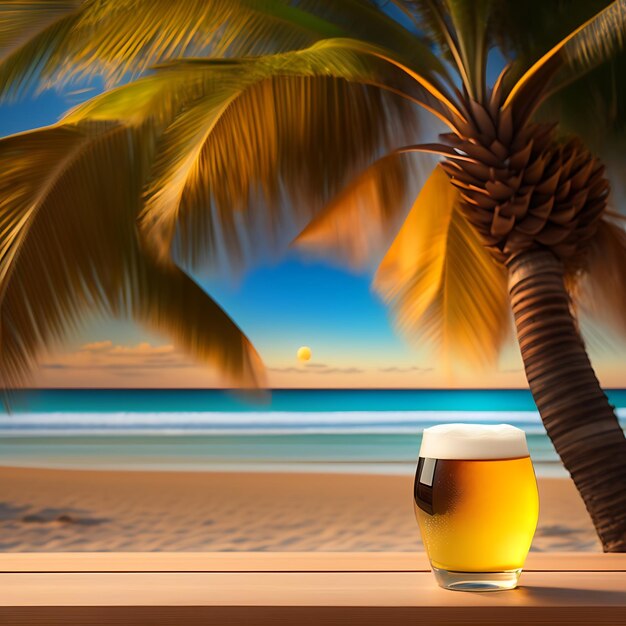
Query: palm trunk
[{"left": 507, "top": 248, "right": 626, "bottom": 552}]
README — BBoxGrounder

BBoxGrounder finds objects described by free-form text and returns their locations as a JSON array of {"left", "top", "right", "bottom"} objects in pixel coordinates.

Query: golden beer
[{"left": 414, "top": 424, "right": 539, "bottom": 591}]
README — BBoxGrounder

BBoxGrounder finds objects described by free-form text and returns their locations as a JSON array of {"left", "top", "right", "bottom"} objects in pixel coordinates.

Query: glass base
[{"left": 432, "top": 566, "right": 521, "bottom": 591}]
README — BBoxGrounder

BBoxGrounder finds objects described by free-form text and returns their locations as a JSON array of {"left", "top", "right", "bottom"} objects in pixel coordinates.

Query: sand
[{"left": 0, "top": 467, "right": 600, "bottom": 552}]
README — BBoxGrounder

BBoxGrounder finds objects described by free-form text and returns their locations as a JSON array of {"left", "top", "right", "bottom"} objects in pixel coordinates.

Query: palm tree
[{"left": 1, "top": 0, "right": 626, "bottom": 550}]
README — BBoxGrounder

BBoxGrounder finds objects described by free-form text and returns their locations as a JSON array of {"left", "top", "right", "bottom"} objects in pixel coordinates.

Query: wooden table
[{"left": 1, "top": 552, "right": 625, "bottom": 624}]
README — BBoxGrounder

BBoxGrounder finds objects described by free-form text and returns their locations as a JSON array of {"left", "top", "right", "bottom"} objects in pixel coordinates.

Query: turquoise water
[{"left": 1, "top": 389, "right": 625, "bottom": 476}]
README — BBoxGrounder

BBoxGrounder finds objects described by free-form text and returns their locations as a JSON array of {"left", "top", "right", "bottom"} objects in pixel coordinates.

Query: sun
[{"left": 297, "top": 346, "right": 312, "bottom": 362}]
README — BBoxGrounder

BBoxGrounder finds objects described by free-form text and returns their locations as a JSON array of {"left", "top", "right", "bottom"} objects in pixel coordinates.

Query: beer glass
[{"left": 414, "top": 424, "right": 538, "bottom": 591}]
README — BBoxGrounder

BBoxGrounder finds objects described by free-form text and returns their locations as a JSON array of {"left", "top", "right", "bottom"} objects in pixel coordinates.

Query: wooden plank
[
  {"left": 1, "top": 605, "right": 625, "bottom": 626},
  {"left": 526, "top": 552, "right": 626, "bottom": 571},
  {"left": 2, "top": 557, "right": 625, "bottom": 625},
  {"left": 0, "top": 552, "right": 430, "bottom": 573},
  {"left": 1, "top": 569, "right": 625, "bottom": 626},
  {"left": 1, "top": 551, "right": 625, "bottom": 573},
  {"left": 1, "top": 571, "right": 625, "bottom": 607}
]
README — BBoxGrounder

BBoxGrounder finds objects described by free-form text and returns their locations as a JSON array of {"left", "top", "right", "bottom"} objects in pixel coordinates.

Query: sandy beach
[{"left": 0, "top": 467, "right": 600, "bottom": 552}]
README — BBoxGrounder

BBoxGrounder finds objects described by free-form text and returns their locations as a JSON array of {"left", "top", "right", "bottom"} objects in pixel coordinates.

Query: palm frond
[
  {"left": 489, "top": 1, "right": 610, "bottom": 65},
  {"left": 0, "top": 0, "right": 451, "bottom": 100},
  {"left": 293, "top": 150, "right": 436, "bottom": 269},
  {"left": 128, "top": 40, "right": 441, "bottom": 272},
  {"left": 62, "top": 0, "right": 344, "bottom": 80},
  {"left": 407, "top": 0, "right": 494, "bottom": 102},
  {"left": 64, "top": 38, "right": 454, "bottom": 126},
  {"left": 443, "top": 0, "right": 491, "bottom": 102},
  {"left": 297, "top": 0, "right": 451, "bottom": 77},
  {"left": 129, "top": 259, "right": 265, "bottom": 389},
  {"left": 0, "top": 6, "right": 77, "bottom": 100},
  {"left": 407, "top": 2, "right": 454, "bottom": 59},
  {"left": 560, "top": 0, "right": 626, "bottom": 70},
  {"left": 532, "top": 54, "right": 625, "bottom": 149},
  {"left": 374, "top": 165, "right": 510, "bottom": 367},
  {"left": 0, "top": 0, "right": 335, "bottom": 98},
  {"left": 504, "top": 0, "right": 626, "bottom": 121},
  {"left": 576, "top": 217, "right": 626, "bottom": 337},
  {"left": 62, "top": 63, "right": 216, "bottom": 127},
  {"left": 0, "top": 0, "right": 78, "bottom": 54},
  {"left": 408, "top": 1, "right": 470, "bottom": 91},
  {"left": 0, "top": 123, "right": 264, "bottom": 388}
]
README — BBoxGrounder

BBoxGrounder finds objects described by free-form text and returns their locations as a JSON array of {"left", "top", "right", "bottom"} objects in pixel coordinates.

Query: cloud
[
  {"left": 109, "top": 343, "right": 175, "bottom": 356},
  {"left": 42, "top": 341, "right": 192, "bottom": 372},
  {"left": 378, "top": 366, "right": 434, "bottom": 373},
  {"left": 322, "top": 367, "right": 364, "bottom": 374},
  {"left": 268, "top": 365, "right": 364, "bottom": 375},
  {"left": 80, "top": 340, "right": 113, "bottom": 352},
  {"left": 270, "top": 363, "right": 439, "bottom": 377}
]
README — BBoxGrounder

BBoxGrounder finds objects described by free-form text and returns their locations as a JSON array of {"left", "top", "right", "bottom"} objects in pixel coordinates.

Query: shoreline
[{"left": 0, "top": 466, "right": 600, "bottom": 553}]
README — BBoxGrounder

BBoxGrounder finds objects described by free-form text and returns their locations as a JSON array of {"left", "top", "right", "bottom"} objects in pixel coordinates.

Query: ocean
[{"left": 1, "top": 389, "right": 625, "bottom": 477}]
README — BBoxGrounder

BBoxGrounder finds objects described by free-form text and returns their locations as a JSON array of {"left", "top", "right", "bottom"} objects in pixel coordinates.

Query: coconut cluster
[{"left": 440, "top": 100, "right": 610, "bottom": 271}]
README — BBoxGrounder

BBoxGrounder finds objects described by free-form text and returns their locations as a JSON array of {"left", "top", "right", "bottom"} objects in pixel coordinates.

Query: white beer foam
[{"left": 419, "top": 423, "right": 529, "bottom": 460}]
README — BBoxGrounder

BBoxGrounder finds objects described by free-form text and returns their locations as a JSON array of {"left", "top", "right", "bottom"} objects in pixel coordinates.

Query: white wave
[
  {"left": 0, "top": 409, "right": 544, "bottom": 426},
  {"left": 0, "top": 409, "right": 622, "bottom": 437},
  {"left": 0, "top": 426, "right": 553, "bottom": 437}
]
